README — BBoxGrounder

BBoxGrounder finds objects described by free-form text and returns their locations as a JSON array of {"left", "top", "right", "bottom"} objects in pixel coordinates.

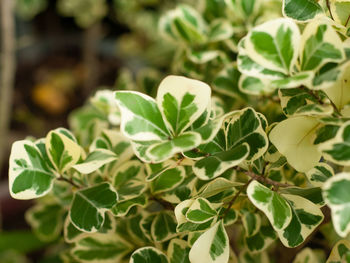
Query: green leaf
[
  {"left": 146, "top": 132, "right": 201, "bottom": 163},
  {"left": 151, "top": 211, "right": 178, "bottom": 243},
  {"left": 196, "top": 177, "right": 243, "bottom": 198},
  {"left": 72, "top": 149, "right": 117, "bottom": 174},
  {"left": 241, "top": 210, "right": 261, "bottom": 237},
  {"left": 9, "top": 140, "right": 55, "bottom": 200},
  {"left": 186, "top": 198, "right": 218, "bottom": 224},
  {"left": 239, "top": 75, "right": 272, "bottom": 95},
  {"left": 150, "top": 166, "right": 185, "bottom": 194},
  {"left": 270, "top": 71, "right": 314, "bottom": 89},
  {"left": 115, "top": 91, "right": 170, "bottom": 141},
  {"left": 46, "top": 128, "right": 82, "bottom": 173},
  {"left": 245, "top": 18, "right": 300, "bottom": 74},
  {"left": 225, "top": 108, "right": 268, "bottom": 161},
  {"left": 319, "top": 120, "right": 350, "bottom": 166},
  {"left": 111, "top": 194, "right": 147, "bottom": 217},
  {"left": 193, "top": 116, "right": 225, "bottom": 144},
  {"left": 293, "top": 248, "right": 322, "bottom": 263},
  {"left": 306, "top": 163, "right": 334, "bottom": 187},
  {"left": 300, "top": 21, "right": 345, "bottom": 71},
  {"left": 326, "top": 239, "right": 350, "bottom": 263},
  {"left": 157, "top": 75, "right": 211, "bottom": 136},
  {"left": 189, "top": 220, "right": 229, "bottom": 263},
  {"left": 72, "top": 233, "right": 132, "bottom": 263},
  {"left": 269, "top": 116, "right": 321, "bottom": 172},
  {"left": 213, "top": 64, "right": 248, "bottom": 99},
  {"left": 64, "top": 212, "right": 116, "bottom": 243},
  {"left": 245, "top": 224, "right": 277, "bottom": 253},
  {"left": 167, "top": 239, "right": 190, "bottom": 263},
  {"left": 112, "top": 160, "right": 147, "bottom": 201},
  {"left": 25, "top": 202, "right": 64, "bottom": 241},
  {"left": 283, "top": 0, "right": 323, "bottom": 21},
  {"left": 280, "top": 187, "right": 324, "bottom": 206},
  {"left": 130, "top": 247, "right": 169, "bottom": 263},
  {"left": 277, "top": 194, "right": 324, "bottom": 247},
  {"left": 193, "top": 143, "right": 249, "bottom": 180},
  {"left": 70, "top": 182, "right": 118, "bottom": 232},
  {"left": 208, "top": 19, "right": 234, "bottom": 42},
  {"left": 247, "top": 180, "right": 292, "bottom": 230},
  {"left": 323, "top": 173, "right": 350, "bottom": 237}
]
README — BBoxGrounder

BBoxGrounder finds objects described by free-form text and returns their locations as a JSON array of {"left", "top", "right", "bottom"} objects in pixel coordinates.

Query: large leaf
[
  {"left": 46, "top": 128, "right": 82, "bottom": 173},
  {"left": 277, "top": 194, "right": 324, "bottom": 247},
  {"left": 323, "top": 173, "right": 350, "bottom": 237},
  {"left": 283, "top": 0, "right": 323, "bottom": 22},
  {"left": 130, "top": 247, "right": 169, "bottom": 263},
  {"left": 9, "top": 140, "right": 55, "bottom": 200},
  {"left": 247, "top": 180, "right": 292, "bottom": 230},
  {"left": 245, "top": 18, "right": 300, "bottom": 74},
  {"left": 189, "top": 220, "right": 229, "bottom": 263},
  {"left": 156, "top": 76, "right": 211, "bottom": 136},
  {"left": 115, "top": 91, "right": 170, "bottom": 141},
  {"left": 72, "top": 233, "right": 132, "bottom": 263},
  {"left": 269, "top": 116, "right": 321, "bottom": 172},
  {"left": 300, "top": 21, "right": 345, "bottom": 71},
  {"left": 70, "top": 182, "right": 118, "bottom": 232}
]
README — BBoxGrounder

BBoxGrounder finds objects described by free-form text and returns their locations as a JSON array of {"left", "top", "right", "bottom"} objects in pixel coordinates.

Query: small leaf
[
  {"left": 167, "top": 239, "right": 190, "bottom": 263},
  {"left": 151, "top": 211, "right": 178, "bottom": 243},
  {"left": 115, "top": 91, "right": 170, "bottom": 141},
  {"left": 326, "top": 239, "right": 350, "bottom": 263},
  {"left": 46, "top": 128, "right": 82, "bottom": 173},
  {"left": 193, "top": 143, "right": 249, "bottom": 180},
  {"left": 70, "top": 182, "right": 118, "bottom": 232},
  {"left": 25, "top": 202, "right": 64, "bottom": 241},
  {"left": 130, "top": 247, "right": 169, "bottom": 263},
  {"left": 156, "top": 75, "right": 211, "bottom": 136},
  {"left": 306, "top": 163, "right": 334, "bottom": 187},
  {"left": 189, "top": 220, "right": 229, "bottom": 263},
  {"left": 72, "top": 149, "right": 117, "bottom": 174},
  {"left": 186, "top": 198, "right": 218, "bottom": 224},
  {"left": 150, "top": 166, "right": 185, "bottom": 194},
  {"left": 283, "top": 0, "right": 323, "bottom": 22},
  {"left": 245, "top": 18, "right": 300, "bottom": 75},
  {"left": 323, "top": 173, "right": 350, "bottom": 237},
  {"left": 72, "top": 233, "right": 132, "bottom": 263}
]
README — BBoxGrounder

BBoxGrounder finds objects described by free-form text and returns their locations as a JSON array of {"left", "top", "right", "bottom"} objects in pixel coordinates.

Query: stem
[
  {"left": 245, "top": 170, "right": 292, "bottom": 188},
  {"left": 345, "top": 14, "right": 350, "bottom": 27},
  {"left": 221, "top": 179, "right": 253, "bottom": 219},
  {"left": 0, "top": 0, "right": 16, "bottom": 173},
  {"left": 57, "top": 176, "right": 81, "bottom": 189},
  {"left": 326, "top": 0, "right": 335, "bottom": 20}
]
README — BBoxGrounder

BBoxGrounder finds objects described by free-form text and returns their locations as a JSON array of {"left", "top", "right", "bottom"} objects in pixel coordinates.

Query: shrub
[{"left": 8, "top": 0, "right": 350, "bottom": 262}]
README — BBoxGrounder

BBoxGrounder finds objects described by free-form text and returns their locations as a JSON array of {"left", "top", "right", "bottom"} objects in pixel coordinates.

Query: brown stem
[
  {"left": 245, "top": 170, "right": 292, "bottom": 188},
  {"left": 221, "top": 179, "right": 253, "bottom": 219},
  {"left": 0, "top": 0, "right": 16, "bottom": 173},
  {"left": 326, "top": 0, "right": 335, "bottom": 20},
  {"left": 57, "top": 176, "right": 81, "bottom": 189}
]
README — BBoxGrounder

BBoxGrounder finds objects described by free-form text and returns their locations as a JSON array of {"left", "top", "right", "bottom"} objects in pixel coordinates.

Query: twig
[
  {"left": 221, "top": 179, "right": 253, "bottom": 219},
  {"left": 326, "top": 0, "right": 335, "bottom": 20},
  {"left": 57, "top": 176, "right": 81, "bottom": 189},
  {"left": 0, "top": 0, "right": 16, "bottom": 173},
  {"left": 245, "top": 170, "right": 292, "bottom": 188}
]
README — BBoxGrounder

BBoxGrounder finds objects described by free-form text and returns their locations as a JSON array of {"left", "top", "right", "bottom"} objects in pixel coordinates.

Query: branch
[
  {"left": 57, "top": 176, "right": 81, "bottom": 189},
  {"left": 0, "top": 0, "right": 16, "bottom": 173},
  {"left": 221, "top": 179, "right": 253, "bottom": 219},
  {"left": 244, "top": 170, "right": 292, "bottom": 188},
  {"left": 326, "top": 0, "right": 335, "bottom": 20}
]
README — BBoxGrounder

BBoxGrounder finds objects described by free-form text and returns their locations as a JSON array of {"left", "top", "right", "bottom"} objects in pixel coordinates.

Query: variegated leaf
[
  {"left": 247, "top": 180, "right": 292, "bottom": 231},
  {"left": 130, "top": 247, "right": 169, "bottom": 263}
]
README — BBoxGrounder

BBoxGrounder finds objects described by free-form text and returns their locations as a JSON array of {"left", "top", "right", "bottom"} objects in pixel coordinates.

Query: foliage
[{"left": 8, "top": 0, "right": 350, "bottom": 262}]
